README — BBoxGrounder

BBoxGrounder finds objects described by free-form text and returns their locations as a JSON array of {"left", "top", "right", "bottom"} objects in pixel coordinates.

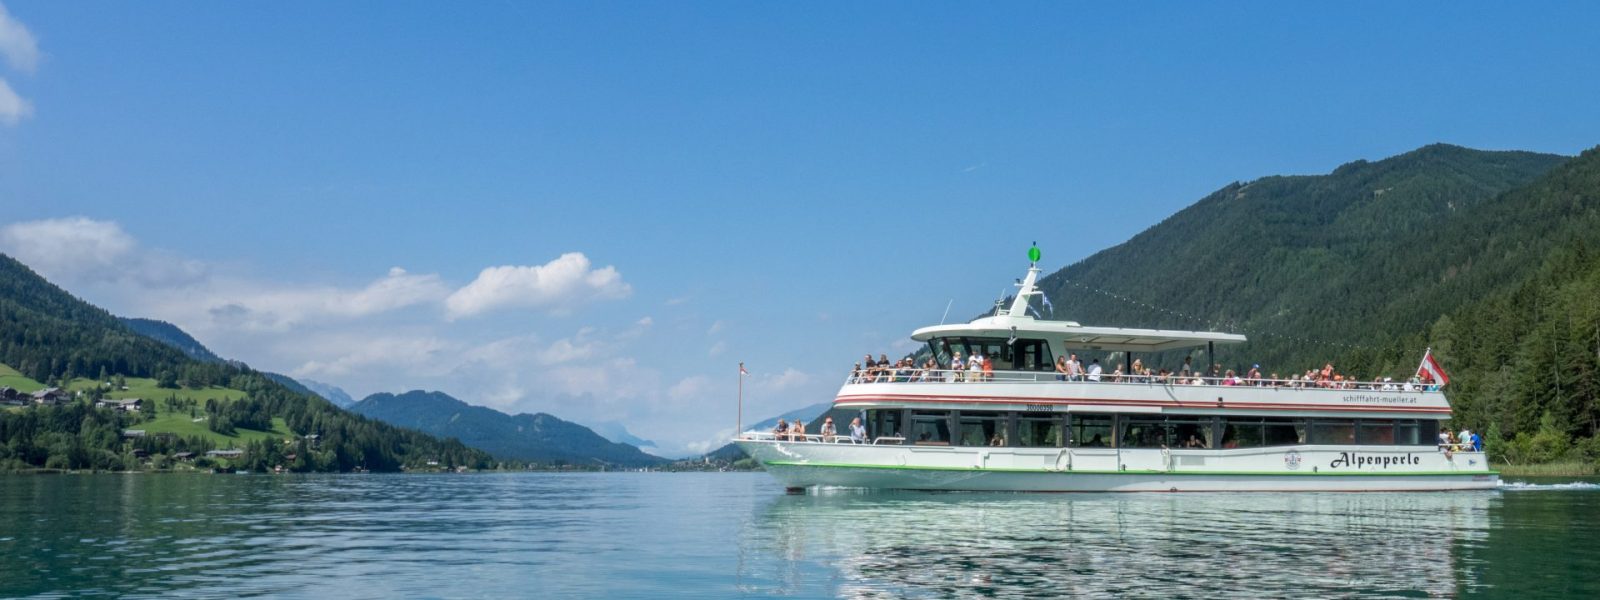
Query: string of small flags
[{"left": 1056, "top": 279, "right": 1371, "bottom": 352}]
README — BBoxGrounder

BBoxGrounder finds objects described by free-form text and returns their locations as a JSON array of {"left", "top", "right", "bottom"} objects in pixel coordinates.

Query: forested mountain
[
  {"left": 0, "top": 254, "right": 494, "bottom": 472},
  {"left": 1032, "top": 143, "right": 1600, "bottom": 461},
  {"left": 351, "top": 391, "right": 669, "bottom": 468},
  {"left": 118, "top": 317, "right": 358, "bottom": 410},
  {"left": 1034, "top": 144, "right": 1566, "bottom": 371},
  {"left": 119, "top": 318, "right": 226, "bottom": 364}
]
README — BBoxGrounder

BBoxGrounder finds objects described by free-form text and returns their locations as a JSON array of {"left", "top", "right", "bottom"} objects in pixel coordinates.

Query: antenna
[{"left": 939, "top": 299, "right": 954, "bottom": 325}]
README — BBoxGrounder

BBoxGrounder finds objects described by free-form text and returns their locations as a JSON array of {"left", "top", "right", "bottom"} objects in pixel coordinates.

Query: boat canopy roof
[{"left": 911, "top": 315, "right": 1247, "bottom": 353}]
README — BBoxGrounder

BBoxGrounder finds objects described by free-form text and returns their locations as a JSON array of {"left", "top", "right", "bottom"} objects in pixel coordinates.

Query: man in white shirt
[
  {"left": 1087, "top": 359, "right": 1103, "bottom": 382},
  {"left": 967, "top": 353, "right": 984, "bottom": 381},
  {"left": 850, "top": 417, "right": 867, "bottom": 443},
  {"left": 1066, "top": 353, "right": 1083, "bottom": 381}
]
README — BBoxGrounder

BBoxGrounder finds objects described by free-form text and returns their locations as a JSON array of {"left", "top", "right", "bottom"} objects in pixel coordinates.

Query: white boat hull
[{"left": 737, "top": 440, "right": 1498, "bottom": 492}]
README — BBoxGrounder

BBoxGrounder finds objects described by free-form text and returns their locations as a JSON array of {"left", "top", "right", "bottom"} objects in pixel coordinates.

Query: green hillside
[
  {"left": 0, "top": 363, "right": 45, "bottom": 393},
  {"left": 0, "top": 254, "right": 494, "bottom": 472},
  {"left": 1031, "top": 143, "right": 1600, "bottom": 466}
]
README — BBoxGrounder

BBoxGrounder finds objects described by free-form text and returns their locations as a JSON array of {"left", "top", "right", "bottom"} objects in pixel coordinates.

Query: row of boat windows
[{"left": 853, "top": 409, "right": 1440, "bottom": 449}]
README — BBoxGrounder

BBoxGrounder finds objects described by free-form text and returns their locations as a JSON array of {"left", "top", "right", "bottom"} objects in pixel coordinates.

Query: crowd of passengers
[
  {"left": 768, "top": 415, "right": 867, "bottom": 443},
  {"left": 848, "top": 353, "right": 1443, "bottom": 391}
]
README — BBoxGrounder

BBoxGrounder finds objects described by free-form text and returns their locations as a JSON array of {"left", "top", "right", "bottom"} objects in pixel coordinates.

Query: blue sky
[{"left": 2, "top": 2, "right": 1598, "bottom": 456}]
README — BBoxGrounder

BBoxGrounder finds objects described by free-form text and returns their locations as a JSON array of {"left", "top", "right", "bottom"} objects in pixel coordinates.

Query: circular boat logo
[{"left": 1283, "top": 450, "right": 1304, "bottom": 470}]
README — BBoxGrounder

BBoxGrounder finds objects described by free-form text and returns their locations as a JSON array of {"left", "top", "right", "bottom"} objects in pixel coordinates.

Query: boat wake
[{"left": 1497, "top": 480, "right": 1600, "bottom": 491}]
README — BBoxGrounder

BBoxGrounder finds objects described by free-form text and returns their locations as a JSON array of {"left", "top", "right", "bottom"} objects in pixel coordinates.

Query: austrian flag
[
  {"left": 739, "top": 363, "right": 749, "bottom": 376},
  {"left": 1416, "top": 349, "right": 1450, "bottom": 387}
]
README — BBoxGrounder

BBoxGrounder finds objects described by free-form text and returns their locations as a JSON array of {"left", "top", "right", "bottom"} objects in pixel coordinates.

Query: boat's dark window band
[{"left": 860, "top": 409, "right": 1439, "bottom": 448}]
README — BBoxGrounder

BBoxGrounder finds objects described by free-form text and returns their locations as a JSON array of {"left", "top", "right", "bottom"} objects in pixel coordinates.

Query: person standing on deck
[
  {"left": 1087, "top": 359, "right": 1103, "bottom": 382},
  {"left": 849, "top": 417, "right": 867, "bottom": 443}
]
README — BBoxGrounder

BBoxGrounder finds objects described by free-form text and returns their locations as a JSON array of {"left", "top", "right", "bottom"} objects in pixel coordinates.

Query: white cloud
[
  {"left": 0, "top": 217, "right": 204, "bottom": 286},
  {"left": 764, "top": 367, "right": 811, "bottom": 392},
  {"left": 445, "top": 252, "right": 631, "bottom": 319},
  {"left": 292, "top": 335, "right": 454, "bottom": 378},
  {"left": 192, "top": 267, "right": 449, "bottom": 332},
  {"left": 707, "top": 320, "right": 727, "bottom": 335},
  {"left": 0, "top": 3, "right": 40, "bottom": 74},
  {"left": 0, "top": 78, "right": 29, "bottom": 125},
  {"left": 668, "top": 375, "right": 712, "bottom": 401},
  {"left": 708, "top": 340, "right": 726, "bottom": 357}
]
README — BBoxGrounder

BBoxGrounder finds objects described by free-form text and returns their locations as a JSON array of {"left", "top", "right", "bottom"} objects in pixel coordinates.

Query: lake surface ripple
[{"left": 1, "top": 473, "right": 1596, "bottom": 598}]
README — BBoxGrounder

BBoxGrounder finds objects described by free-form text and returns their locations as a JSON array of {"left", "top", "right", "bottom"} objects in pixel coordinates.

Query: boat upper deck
[{"left": 834, "top": 369, "right": 1452, "bottom": 419}]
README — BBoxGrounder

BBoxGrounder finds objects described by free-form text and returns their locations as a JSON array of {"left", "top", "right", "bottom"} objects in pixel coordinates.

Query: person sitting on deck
[
  {"left": 1222, "top": 369, "right": 1239, "bottom": 386},
  {"left": 791, "top": 420, "right": 807, "bottom": 442},
  {"left": 820, "top": 417, "right": 837, "bottom": 439},
  {"left": 850, "top": 417, "right": 866, "bottom": 443},
  {"left": 773, "top": 419, "right": 788, "bottom": 440},
  {"left": 1246, "top": 364, "right": 1262, "bottom": 385},
  {"left": 1184, "top": 434, "right": 1206, "bottom": 448},
  {"left": 989, "top": 432, "right": 1005, "bottom": 446},
  {"left": 1109, "top": 365, "right": 1124, "bottom": 383},
  {"left": 1087, "top": 359, "right": 1103, "bottom": 382}
]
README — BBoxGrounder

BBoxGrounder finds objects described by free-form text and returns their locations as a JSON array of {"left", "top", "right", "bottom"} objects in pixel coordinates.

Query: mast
[{"left": 1006, "top": 243, "right": 1044, "bottom": 317}]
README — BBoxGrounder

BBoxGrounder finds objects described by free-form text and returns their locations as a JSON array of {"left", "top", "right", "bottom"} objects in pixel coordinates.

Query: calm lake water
[{"left": 1, "top": 473, "right": 1597, "bottom": 598}]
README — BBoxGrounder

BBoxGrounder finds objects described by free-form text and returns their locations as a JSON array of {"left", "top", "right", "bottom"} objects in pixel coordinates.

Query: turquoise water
[{"left": 1, "top": 473, "right": 1597, "bottom": 598}]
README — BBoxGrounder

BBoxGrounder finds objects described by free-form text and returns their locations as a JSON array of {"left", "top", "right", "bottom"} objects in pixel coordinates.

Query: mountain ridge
[{"left": 350, "top": 390, "right": 669, "bottom": 467}]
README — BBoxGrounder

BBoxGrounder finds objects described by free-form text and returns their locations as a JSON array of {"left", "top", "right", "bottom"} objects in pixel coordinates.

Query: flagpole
[{"left": 736, "top": 362, "right": 744, "bottom": 439}]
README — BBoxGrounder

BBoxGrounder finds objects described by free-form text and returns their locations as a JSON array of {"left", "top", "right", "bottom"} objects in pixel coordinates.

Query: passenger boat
[{"left": 735, "top": 253, "right": 1497, "bottom": 492}]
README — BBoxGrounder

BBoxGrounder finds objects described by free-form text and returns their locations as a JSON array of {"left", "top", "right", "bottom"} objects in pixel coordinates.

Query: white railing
[
  {"left": 843, "top": 368, "right": 1439, "bottom": 393},
  {"left": 736, "top": 431, "right": 890, "bottom": 445}
]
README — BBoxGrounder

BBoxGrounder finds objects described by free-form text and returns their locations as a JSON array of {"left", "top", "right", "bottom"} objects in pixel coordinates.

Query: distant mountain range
[
  {"left": 350, "top": 390, "right": 669, "bottom": 468},
  {"left": 299, "top": 379, "right": 355, "bottom": 408},
  {"left": 587, "top": 421, "right": 657, "bottom": 449}
]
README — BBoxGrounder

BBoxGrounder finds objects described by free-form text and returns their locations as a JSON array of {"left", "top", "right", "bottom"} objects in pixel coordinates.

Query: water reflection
[{"left": 742, "top": 490, "right": 1494, "bottom": 598}]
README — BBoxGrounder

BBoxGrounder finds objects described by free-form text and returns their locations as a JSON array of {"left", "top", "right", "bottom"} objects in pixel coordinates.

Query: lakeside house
[
  {"left": 206, "top": 449, "right": 244, "bottom": 459},
  {"left": 122, "top": 430, "right": 145, "bottom": 438},
  {"left": 172, "top": 452, "right": 194, "bottom": 461},
  {"left": 31, "top": 388, "right": 69, "bottom": 406},
  {"left": 97, "top": 398, "right": 144, "bottom": 412}
]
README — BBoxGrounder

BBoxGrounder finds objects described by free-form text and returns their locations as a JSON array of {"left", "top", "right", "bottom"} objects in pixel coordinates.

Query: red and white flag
[
  {"left": 1416, "top": 349, "right": 1450, "bottom": 387},
  {"left": 739, "top": 363, "right": 749, "bottom": 376}
]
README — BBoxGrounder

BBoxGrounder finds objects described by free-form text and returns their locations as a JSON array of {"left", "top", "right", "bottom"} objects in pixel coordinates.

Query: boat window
[
  {"left": 1310, "top": 420, "right": 1356, "bottom": 445},
  {"left": 1357, "top": 420, "right": 1396, "bottom": 445},
  {"left": 909, "top": 411, "right": 952, "bottom": 445},
  {"left": 1120, "top": 417, "right": 1213, "bottom": 449},
  {"left": 929, "top": 337, "right": 1052, "bottom": 371},
  {"left": 1418, "top": 420, "right": 1440, "bottom": 446},
  {"left": 1069, "top": 414, "right": 1114, "bottom": 448},
  {"left": 1016, "top": 415, "right": 1063, "bottom": 447},
  {"left": 957, "top": 411, "right": 1004, "bottom": 446},
  {"left": 1262, "top": 418, "right": 1307, "bottom": 446},
  {"left": 1221, "top": 418, "right": 1264, "bottom": 449},
  {"left": 867, "top": 409, "right": 904, "bottom": 440}
]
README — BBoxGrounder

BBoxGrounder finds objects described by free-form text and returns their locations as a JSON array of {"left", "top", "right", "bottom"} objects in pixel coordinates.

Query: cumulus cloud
[
  {"left": 194, "top": 267, "right": 450, "bottom": 331},
  {"left": 0, "top": 3, "right": 39, "bottom": 74},
  {"left": 668, "top": 375, "right": 712, "bottom": 402},
  {"left": 445, "top": 252, "right": 631, "bottom": 319},
  {"left": 292, "top": 335, "right": 453, "bottom": 378},
  {"left": 0, "top": 217, "right": 206, "bottom": 286},
  {"left": 0, "top": 78, "right": 29, "bottom": 125}
]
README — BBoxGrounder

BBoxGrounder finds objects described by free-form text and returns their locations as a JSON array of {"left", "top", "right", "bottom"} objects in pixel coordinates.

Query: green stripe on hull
[{"left": 763, "top": 460, "right": 1497, "bottom": 477}]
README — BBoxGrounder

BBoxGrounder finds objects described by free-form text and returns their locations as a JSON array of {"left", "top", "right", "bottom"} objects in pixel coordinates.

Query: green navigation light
[{"left": 1028, "top": 244, "right": 1041, "bottom": 263}]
